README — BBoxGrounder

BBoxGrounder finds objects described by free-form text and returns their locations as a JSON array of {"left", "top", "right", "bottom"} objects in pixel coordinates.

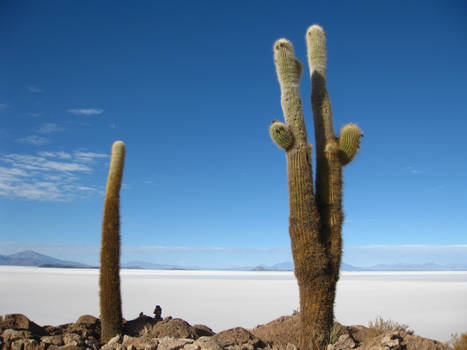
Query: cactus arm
[
  {"left": 338, "top": 123, "right": 362, "bottom": 165},
  {"left": 270, "top": 121, "right": 295, "bottom": 150},
  {"left": 306, "top": 25, "right": 344, "bottom": 278},
  {"left": 99, "top": 141, "right": 125, "bottom": 343}
]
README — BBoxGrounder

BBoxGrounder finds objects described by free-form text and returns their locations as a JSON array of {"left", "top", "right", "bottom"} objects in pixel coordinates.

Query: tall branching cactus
[
  {"left": 270, "top": 26, "right": 362, "bottom": 350},
  {"left": 99, "top": 141, "right": 125, "bottom": 343}
]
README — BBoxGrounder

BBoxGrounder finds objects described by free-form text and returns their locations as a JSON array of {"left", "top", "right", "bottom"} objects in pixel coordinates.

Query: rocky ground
[{"left": 0, "top": 313, "right": 450, "bottom": 350}]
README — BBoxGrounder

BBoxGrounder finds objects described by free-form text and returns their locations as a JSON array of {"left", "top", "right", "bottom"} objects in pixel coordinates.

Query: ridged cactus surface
[
  {"left": 99, "top": 141, "right": 125, "bottom": 343},
  {"left": 270, "top": 26, "right": 361, "bottom": 350}
]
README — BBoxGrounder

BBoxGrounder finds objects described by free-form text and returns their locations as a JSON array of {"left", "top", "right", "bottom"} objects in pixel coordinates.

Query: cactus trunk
[
  {"left": 270, "top": 26, "right": 362, "bottom": 350},
  {"left": 99, "top": 141, "right": 125, "bottom": 343}
]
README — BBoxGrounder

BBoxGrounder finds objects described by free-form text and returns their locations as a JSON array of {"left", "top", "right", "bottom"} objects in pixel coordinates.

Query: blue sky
[{"left": 1, "top": 0, "right": 466, "bottom": 268}]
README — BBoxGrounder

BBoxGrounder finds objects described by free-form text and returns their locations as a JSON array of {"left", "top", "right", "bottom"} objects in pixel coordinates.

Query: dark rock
[
  {"left": 48, "top": 345, "right": 86, "bottom": 350},
  {"left": 11, "top": 338, "right": 43, "bottom": 350},
  {"left": 2, "top": 329, "right": 34, "bottom": 342},
  {"left": 151, "top": 318, "right": 199, "bottom": 340},
  {"left": 193, "top": 324, "right": 215, "bottom": 337},
  {"left": 0, "top": 314, "right": 45, "bottom": 336},
  {"left": 41, "top": 335, "right": 64, "bottom": 346},
  {"left": 193, "top": 337, "right": 224, "bottom": 350},
  {"left": 213, "top": 327, "right": 264, "bottom": 348},
  {"left": 328, "top": 334, "right": 357, "bottom": 350},
  {"left": 401, "top": 332, "right": 450, "bottom": 350},
  {"left": 62, "top": 333, "right": 83, "bottom": 346},
  {"left": 250, "top": 315, "right": 300, "bottom": 347},
  {"left": 75, "top": 315, "right": 99, "bottom": 327},
  {"left": 124, "top": 315, "right": 159, "bottom": 337}
]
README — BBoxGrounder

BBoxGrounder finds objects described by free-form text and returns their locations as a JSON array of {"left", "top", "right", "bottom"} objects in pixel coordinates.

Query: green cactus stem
[
  {"left": 99, "top": 141, "right": 125, "bottom": 343},
  {"left": 270, "top": 25, "right": 362, "bottom": 350},
  {"left": 338, "top": 123, "right": 362, "bottom": 165},
  {"left": 270, "top": 121, "right": 295, "bottom": 150}
]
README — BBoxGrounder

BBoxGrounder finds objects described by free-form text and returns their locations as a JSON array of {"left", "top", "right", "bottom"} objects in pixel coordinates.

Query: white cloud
[
  {"left": 27, "top": 86, "right": 44, "bottom": 93},
  {"left": 406, "top": 166, "right": 421, "bottom": 174},
  {"left": 25, "top": 112, "right": 42, "bottom": 118},
  {"left": 3, "top": 154, "right": 91, "bottom": 172},
  {"left": 74, "top": 151, "right": 108, "bottom": 162},
  {"left": 0, "top": 150, "right": 109, "bottom": 201},
  {"left": 16, "top": 135, "right": 49, "bottom": 146},
  {"left": 38, "top": 151, "right": 72, "bottom": 159},
  {"left": 37, "top": 123, "right": 64, "bottom": 134},
  {"left": 68, "top": 108, "right": 104, "bottom": 116}
]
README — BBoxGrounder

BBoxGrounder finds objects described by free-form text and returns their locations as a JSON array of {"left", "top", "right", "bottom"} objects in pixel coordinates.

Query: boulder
[
  {"left": 213, "top": 327, "right": 264, "bottom": 349},
  {"left": 41, "top": 334, "right": 64, "bottom": 346},
  {"left": 327, "top": 334, "right": 357, "bottom": 350},
  {"left": 151, "top": 318, "right": 199, "bottom": 340},
  {"left": 158, "top": 337, "right": 194, "bottom": 350},
  {"left": 124, "top": 315, "right": 159, "bottom": 337},
  {"left": 357, "top": 330, "right": 450, "bottom": 350},
  {"left": 250, "top": 315, "right": 300, "bottom": 347},
  {"left": 11, "top": 338, "right": 42, "bottom": 350},
  {"left": 75, "top": 315, "right": 99, "bottom": 327},
  {"left": 401, "top": 332, "right": 450, "bottom": 350},
  {"left": 193, "top": 336, "right": 224, "bottom": 350},
  {"left": 346, "top": 325, "right": 372, "bottom": 344},
  {"left": 48, "top": 345, "right": 86, "bottom": 350},
  {"left": 122, "top": 334, "right": 159, "bottom": 350},
  {"left": 63, "top": 332, "right": 84, "bottom": 346},
  {"left": 193, "top": 325, "right": 215, "bottom": 337},
  {"left": 2, "top": 329, "right": 34, "bottom": 342},
  {"left": 0, "top": 314, "right": 45, "bottom": 336}
]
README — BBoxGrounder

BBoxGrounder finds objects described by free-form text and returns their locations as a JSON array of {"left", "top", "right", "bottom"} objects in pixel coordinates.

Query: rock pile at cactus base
[{"left": 0, "top": 313, "right": 449, "bottom": 350}]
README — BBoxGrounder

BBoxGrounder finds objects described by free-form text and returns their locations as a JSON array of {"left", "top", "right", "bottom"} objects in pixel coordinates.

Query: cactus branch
[
  {"left": 270, "top": 121, "right": 295, "bottom": 150},
  {"left": 338, "top": 123, "right": 362, "bottom": 165}
]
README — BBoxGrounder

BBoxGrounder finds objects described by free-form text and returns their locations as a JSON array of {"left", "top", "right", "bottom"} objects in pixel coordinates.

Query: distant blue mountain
[
  {"left": 0, "top": 250, "right": 91, "bottom": 268},
  {"left": 1, "top": 251, "right": 466, "bottom": 271},
  {"left": 249, "top": 261, "right": 363, "bottom": 271},
  {"left": 365, "top": 262, "right": 467, "bottom": 271},
  {"left": 122, "top": 260, "right": 191, "bottom": 270}
]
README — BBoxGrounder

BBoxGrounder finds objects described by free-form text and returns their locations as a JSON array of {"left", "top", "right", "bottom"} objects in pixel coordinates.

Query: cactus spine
[
  {"left": 99, "top": 141, "right": 125, "bottom": 343},
  {"left": 271, "top": 26, "right": 361, "bottom": 350}
]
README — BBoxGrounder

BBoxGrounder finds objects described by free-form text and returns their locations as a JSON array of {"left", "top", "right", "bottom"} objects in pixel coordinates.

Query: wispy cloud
[
  {"left": 38, "top": 151, "right": 72, "bottom": 159},
  {"left": 406, "top": 166, "right": 422, "bottom": 174},
  {"left": 16, "top": 135, "right": 49, "bottom": 146},
  {"left": 25, "top": 112, "right": 42, "bottom": 118},
  {"left": 27, "top": 86, "right": 44, "bottom": 93},
  {"left": 37, "top": 123, "right": 65, "bottom": 134},
  {"left": 0, "top": 149, "right": 109, "bottom": 201},
  {"left": 74, "top": 151, "right": 108, "bottom": 162},
  {"left": 68, "top": 108, "right": 104, "bottom": 116}
]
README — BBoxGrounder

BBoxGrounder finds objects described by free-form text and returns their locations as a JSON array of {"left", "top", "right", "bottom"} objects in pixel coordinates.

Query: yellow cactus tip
[
  {"left": 274, "top": 38, "right": 294, "bottom": 52},
  {"left": 341, "top": 123, "right": 362, "bottom": 135},
  {"left": 112, "top": 141, "right": 126, "bottom": 153},
  {"left": 306, "top": 24, "right": 324, "bottom": 36}
]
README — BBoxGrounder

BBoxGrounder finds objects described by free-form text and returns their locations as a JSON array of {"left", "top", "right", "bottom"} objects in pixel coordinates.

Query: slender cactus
[
  {"left": 271, "top": 26, "right": 362, "bottom": 350},
  {"left": 99, "top": 141, "right": 125, "bottom": 343}
]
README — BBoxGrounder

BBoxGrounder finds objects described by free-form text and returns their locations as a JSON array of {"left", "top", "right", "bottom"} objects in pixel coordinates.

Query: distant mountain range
[
  {"left": 0, "top": 250, "right": 93, "bottom": 268},
  {"left": 1, "top": 250, "right": 467, "bottom": 271}
]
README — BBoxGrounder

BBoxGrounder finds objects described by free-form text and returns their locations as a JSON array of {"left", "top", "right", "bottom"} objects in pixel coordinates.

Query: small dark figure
[
  {"left": 139, "top": 312, "right": 144, "bottom": 318},
  {"left": 153, "top": 305, "right": 162, "bottom": 320}
]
